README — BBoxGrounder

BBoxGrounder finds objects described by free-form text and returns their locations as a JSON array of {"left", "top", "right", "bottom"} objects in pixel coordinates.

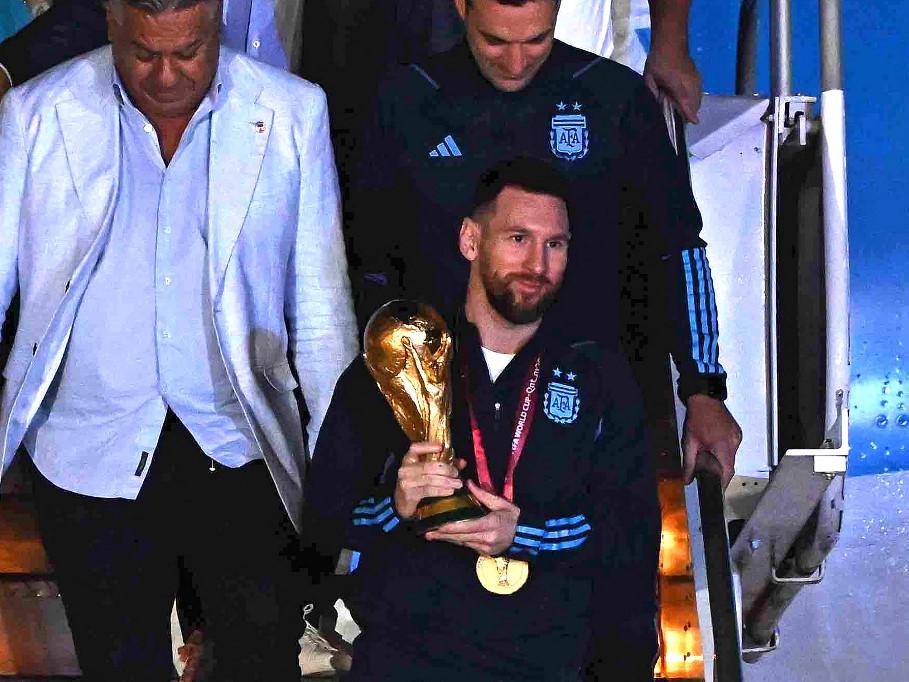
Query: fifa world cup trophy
[{"left": 363, "top": 300, "right": 484, "bottom": 532}]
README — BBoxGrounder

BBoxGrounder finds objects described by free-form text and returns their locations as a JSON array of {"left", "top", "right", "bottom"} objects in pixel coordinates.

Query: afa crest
[
  {"left": 543, "top": 381, "right": 581, "bottom": 424},
  {"left": 550, "top": 101, "right": 589, "bottom": 161}
]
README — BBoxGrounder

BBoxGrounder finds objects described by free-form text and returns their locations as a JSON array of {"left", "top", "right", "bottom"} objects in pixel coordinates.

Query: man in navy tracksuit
[
  {"left": 345, "top": 0, "right": 742, "bottom": 491},
  {"left": 306, "top": 159, "right": 661, "bottom": 680}
]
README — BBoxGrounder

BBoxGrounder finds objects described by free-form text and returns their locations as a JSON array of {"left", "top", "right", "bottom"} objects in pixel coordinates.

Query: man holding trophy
[{"left": 304, "top": 158, "right": 661, "bottom": 680}]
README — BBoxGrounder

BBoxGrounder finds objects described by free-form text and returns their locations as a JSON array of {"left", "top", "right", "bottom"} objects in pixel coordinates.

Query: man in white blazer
[{"left": 0, "top": 0, "right": 358, "bottom": 678}]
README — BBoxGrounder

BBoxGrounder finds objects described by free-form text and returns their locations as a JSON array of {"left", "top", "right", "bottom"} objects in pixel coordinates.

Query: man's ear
[
  {"left": 453, "top": 0, "right": 467, "bottom": 21},
  {"left": 105, "top": 0, "right": 119, "bottom": 43},
  {"left": 459, "top": 217, "right": 480, "bottom": 261}
]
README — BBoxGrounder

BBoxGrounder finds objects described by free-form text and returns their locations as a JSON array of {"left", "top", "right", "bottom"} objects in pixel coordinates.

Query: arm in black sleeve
[
  {"left": 302, "top": 358, "right": 410, "bottom": 580},
  {"left": 624, "top": 82, "right": 728, "bottom": 402},
  {"left": 0, "top": 0, "right": 106, "bottom": 85},
  {"left": 666, "top": 241, "right": 728, "bottom": 401}
]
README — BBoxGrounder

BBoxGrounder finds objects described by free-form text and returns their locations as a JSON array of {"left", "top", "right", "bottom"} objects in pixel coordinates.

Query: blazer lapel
[
  {"left": 207, "top": 92, "right": 274, "bottom": 300},
  {"left": 56, "top": 96, "right": 120, "bottom": 246}
]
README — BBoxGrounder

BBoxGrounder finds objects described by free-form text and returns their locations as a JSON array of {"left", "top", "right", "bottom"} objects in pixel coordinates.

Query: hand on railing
[{"left": 683, "top": 395, "right": 743, "bottom": 488}]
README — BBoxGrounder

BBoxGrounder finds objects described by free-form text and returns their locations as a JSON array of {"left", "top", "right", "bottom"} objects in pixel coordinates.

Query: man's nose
[
  {"left": 151, "top": 58, "right": 179, "bottom": 89},
  {"left": 524, "top": 242, "right": 547, "bottom": 275},
  {"left": 503, "top": 46, "right": 527, "bottom": 77}
]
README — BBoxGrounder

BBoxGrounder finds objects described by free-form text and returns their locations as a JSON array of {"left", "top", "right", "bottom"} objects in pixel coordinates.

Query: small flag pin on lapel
[{"left": 254, "top": 121, "right": 266, "bottom": 133}]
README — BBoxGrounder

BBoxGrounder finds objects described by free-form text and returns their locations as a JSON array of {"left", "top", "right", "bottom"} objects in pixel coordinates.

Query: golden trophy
[{"left": 364, "top": 300, "right": 485, "bottom": 533}]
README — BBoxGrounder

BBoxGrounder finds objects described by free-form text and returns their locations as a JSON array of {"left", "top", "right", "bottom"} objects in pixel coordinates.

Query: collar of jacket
[
  {"left": 451, "top": 307, "right": 558, "bottom": 396},
  {"left": 53, "top": 45, "right": 276, "bottom": 309}
]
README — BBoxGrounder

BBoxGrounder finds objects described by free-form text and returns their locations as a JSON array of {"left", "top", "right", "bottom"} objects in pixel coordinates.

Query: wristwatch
[{"left": 678, "top": 374, "right": 728, "bottom": 403}]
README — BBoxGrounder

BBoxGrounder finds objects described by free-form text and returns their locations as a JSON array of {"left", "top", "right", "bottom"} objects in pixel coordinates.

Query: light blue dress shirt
[
  {"left": 222, "top": 0, "right": 290, "bottom": 71},
  {"left": 23, "top": 68, "right": 261, "bottom": 499}
]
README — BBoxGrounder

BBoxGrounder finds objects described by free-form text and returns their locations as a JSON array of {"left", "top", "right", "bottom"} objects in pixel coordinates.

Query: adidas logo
[{"left": 429, "top": 135, "right": 463, "bottom": 158}]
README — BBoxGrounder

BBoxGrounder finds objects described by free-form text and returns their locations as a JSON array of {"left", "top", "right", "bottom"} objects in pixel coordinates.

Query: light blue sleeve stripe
[
  {"left": 695, "top": 248, "right": 725, "bottom": 374},
  {"left": 540, "top": 535, "right": 589, "bottom": 551},
  {"left": 409, "top": 63, "right": 441, "bottom": 90},
  {"left": 353, "top": 497, "right": 392, "bottom": 516},
  {"left": 382, "top": 516, "right": 400, "bottom": 533},
  {"left": 349, "top": 551, "right": 360, "bottom": 573},
  {"left": 513, "top": 535, "right": 542, "bottom": 548},
  {"left": 353, "top": 507, "right": 395, "bottom": 526},
  {"left": 694, "top": 249, "right": 712, "bottom": 369},
  {"left": 508, "top": 544, "right": 539, "bottom": 557},
  {"left": 703, "top": 252, "right": 725, "bottom": 372},
  {"left": 543, "top": 523, "right": 592, "bottom": 539},
  {"left": 681, "top": 250, "right": 707, "bottom": 374},
  {"left": 545, "top": 514, "right": 586, "bottom": 528},
  {"left": 516, "top": 524, "right": 546, "bottom": 537}
]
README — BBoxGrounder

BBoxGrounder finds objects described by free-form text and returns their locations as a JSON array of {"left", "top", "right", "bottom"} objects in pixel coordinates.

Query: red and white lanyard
[{"left": 463, "top": 355, "right": 542, "bottom": 502}]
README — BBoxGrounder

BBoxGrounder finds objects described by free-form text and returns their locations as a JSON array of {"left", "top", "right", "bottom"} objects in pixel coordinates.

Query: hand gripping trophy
[{"left": 363, "top": 300, "right": 484, "bottom": 532}]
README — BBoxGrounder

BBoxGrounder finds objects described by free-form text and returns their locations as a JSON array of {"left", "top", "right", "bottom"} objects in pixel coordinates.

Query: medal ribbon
[{"left": 464, "top": 355, "right": 542, "bottom": 502}]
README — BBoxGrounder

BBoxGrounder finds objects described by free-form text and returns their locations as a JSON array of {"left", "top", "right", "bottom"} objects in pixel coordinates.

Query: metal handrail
[
  {"left": 820, "top": 0, "right": 844, "bottom": 92},
  {"left": 735, "top": 0, "right": 794, "bottom": 96},
  {"left": 735, "top": 0, "right": 758, "bottom": 95},
  {"left": 736, "top": 0, "right": 845, "bottom": 97},
  {"left": 818, "top": 0, "right": 849, "bottom": 445},
  {"left": 770, "top": 0, "right": 792, "bottom": 96},
  {"left": 697, "top": 470, "right": 745, "bottom": 682},
  {"left": 733, "top": 0, "right": 850, "bottom": 446}
]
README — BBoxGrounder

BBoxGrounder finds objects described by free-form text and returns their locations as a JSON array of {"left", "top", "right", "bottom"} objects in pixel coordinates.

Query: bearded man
[{"left": 305, "top": 158, "right": 660, "bottom": 680}]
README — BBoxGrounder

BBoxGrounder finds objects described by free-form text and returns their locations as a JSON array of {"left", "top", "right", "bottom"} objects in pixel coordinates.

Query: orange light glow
[{"left": 653, "top": 478, "right": 705, "bottom": 680}]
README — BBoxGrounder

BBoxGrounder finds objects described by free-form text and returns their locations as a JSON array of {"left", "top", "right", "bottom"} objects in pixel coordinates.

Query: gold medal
[{"left": 476, "top": 555, "right": 529, "bottom": 595}]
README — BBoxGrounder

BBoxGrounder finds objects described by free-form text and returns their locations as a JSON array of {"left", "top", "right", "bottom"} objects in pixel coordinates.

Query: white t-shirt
[
  {"left": 482, "top": 347, "right": 517, "bottom": 383},
  {"left": 554, "top": 0, "right": 650, "bottom": 74}
]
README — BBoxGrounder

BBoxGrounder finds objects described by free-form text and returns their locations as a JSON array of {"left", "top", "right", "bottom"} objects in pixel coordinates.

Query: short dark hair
[
  {"left": 110, "top": 0, "right": 216, "bottom": 14},
  {"left": 469, "top": 157, "right": 570, "bottom": 220}
]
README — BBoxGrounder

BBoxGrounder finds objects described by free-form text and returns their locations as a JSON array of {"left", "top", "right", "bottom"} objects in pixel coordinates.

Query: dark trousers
[
  {"left": 29, "top": 413, "right": 304, "bottom": 682},
  {"left": 348, "top": 631, "right": 582, "bottom": 682},
  {"left": 582, "top": 615, "right": 658, "bottom": 681}
]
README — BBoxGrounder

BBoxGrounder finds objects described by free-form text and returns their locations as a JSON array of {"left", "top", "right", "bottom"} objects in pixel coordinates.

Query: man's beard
[{"left": 482, "top": 270, "right": 560, "bottom": 325}]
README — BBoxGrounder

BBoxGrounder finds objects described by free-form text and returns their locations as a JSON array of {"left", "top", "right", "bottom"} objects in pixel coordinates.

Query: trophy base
[{"left": 412, "top": 491, "right": 485, "bottom": 534}]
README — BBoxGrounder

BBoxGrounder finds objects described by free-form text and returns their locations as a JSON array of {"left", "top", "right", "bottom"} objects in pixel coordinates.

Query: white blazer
[{"left": 0, "top": 46, "right": 359, "bottom": 530}]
